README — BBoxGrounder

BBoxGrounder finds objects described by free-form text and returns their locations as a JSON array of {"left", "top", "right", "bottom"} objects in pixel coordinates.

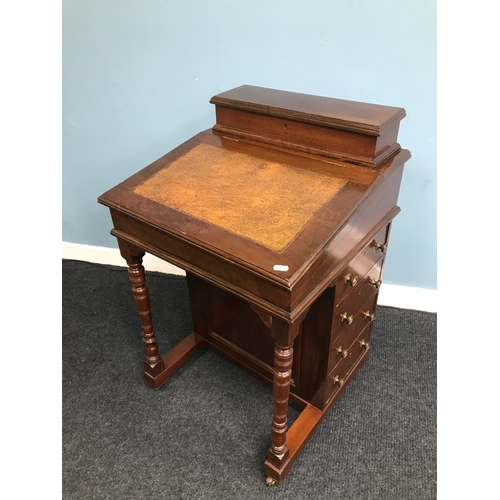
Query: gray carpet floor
[{"left": 62, "top": 260, "right": 436, "bottom": 499}]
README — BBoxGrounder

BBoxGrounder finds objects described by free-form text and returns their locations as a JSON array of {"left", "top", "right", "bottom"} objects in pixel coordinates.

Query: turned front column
[
  {"left": 118, "top": 241, "right": 165, "bottom": 378},
  {"left": 265, "top": 317, "right": 301, "bottom": 484}
]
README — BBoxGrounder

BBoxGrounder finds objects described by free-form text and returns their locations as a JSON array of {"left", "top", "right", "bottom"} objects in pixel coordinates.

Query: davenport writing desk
[{"left": 98, "top": 85, "right": 410, "bottom": 485}]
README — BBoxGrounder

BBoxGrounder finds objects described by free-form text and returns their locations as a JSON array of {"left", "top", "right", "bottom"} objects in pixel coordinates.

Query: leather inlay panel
[{"left": 134, "top": 143, "right": 347, "bottom": 251}]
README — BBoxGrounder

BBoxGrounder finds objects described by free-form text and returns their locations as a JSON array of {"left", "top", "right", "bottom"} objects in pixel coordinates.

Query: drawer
[
  {"left": 329, "top": 292, "right": 377, "bottom": 372},
  {"left": 325, "top": 325, "right": 373, "bottom": 403},
  {"left": 332, "top": 259, "right": 382, "bottom": 343},
  {"left": 335, "top": 225, "right": 389, "bottom": 305},
  {"left": 335, "top": 257, "right": 383, "bottom": 311}
]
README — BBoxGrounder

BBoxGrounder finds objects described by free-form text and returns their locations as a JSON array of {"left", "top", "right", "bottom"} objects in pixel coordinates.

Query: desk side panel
[{"left": 289, "top": 161, "right": 405, "bottom": 316}]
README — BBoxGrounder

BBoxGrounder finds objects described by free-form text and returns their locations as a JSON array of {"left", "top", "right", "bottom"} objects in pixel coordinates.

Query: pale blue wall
[{"left": 63, "top": 0, "right": 436, "bottom": 290}]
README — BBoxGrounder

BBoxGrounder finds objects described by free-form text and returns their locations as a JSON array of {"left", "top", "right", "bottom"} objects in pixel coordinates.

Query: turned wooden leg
[
  {"left": 264, "top": 318, "right": 300, "bottom": 484},
  {"left": 115, "top": 239, "right": 204, "bottom": 389},
  {"left": 125, "top": 252, "right": 165, "bottom": 377},
  {"left": 268, "top": 340, "right": 293, "bottom": 462}
]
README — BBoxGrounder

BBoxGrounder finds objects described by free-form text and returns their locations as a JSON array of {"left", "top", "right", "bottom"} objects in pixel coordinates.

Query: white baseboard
[
  {"left": 62, "top": 241, "right": 185, "bottom": 276},
  {"left": 377, "top": 283, "right": 436, "bottom": 313},
  {"left": 62, "top": 242, "right": 436, "bottom": 313}
]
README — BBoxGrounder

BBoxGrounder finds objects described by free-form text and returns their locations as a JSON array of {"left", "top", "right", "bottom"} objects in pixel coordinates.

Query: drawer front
[
  {"left": 325, "top": 325, "right": 373, "bottom": 404},
  {"left": 335, "top": 225, "right": 389, "bottom": 305},
  {"left": 332, "top": 258, "right": 382, "bottom": 336},
  {"left": 341, "top": 258, "right": 384, "bottom": 307},
  {"left": 329, "top": 292, "right": 377, "bottom": 372}
]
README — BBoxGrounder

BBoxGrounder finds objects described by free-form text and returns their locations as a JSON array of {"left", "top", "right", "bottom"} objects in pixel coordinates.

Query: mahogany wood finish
[
  {"left": 119, "top": 244, "right": 165, "bottom": 379},
  {"left": 211, "top": 85, "right": 405, "bottom": 167},
  {"left": 98, "top": 85, "right": 410, "bottom": 485}
]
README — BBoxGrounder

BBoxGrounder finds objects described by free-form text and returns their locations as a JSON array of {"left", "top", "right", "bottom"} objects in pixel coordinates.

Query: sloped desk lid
[
  {"left": 99, "top": 131, "right": 408, "bottom": 284},
  {"left": 133, "top": 142, "right": 347, "bottom": 253}
]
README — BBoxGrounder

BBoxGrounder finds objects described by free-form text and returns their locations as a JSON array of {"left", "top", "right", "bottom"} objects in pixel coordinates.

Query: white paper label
[{"left": 273, "top": 265, "right": 289, "bottom": 272}]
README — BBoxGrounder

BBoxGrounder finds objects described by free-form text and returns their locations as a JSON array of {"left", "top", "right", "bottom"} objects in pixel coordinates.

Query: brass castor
[{"left": 265, "top": 476, "right": 277, "bottom": 486}]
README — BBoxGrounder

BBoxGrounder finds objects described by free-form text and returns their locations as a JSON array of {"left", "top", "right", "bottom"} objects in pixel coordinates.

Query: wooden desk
[{"left": 98, "top": 85, "right": 410, "bottom": 485}]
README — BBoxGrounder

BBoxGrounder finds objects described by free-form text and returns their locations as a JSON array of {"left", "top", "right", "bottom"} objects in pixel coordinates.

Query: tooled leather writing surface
[{"left": 134, "top": 143, "right": 347, "bottom": 252}]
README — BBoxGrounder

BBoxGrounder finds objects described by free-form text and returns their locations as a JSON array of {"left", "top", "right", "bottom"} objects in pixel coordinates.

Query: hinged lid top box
[{"left": 210, "top": 85, "right": 406, "bottom": 167}]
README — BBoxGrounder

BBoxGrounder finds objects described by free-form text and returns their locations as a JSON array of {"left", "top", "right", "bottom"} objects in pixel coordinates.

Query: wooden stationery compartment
[{"left": 211, "top": 85, "right": 406, "bottom": 167}]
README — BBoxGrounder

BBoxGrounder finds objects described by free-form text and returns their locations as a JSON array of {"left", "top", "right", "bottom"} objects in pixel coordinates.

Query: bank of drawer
[
  {"left": 335, "top": 225, "right": 389, "bottom": 305},
  {"left": 330, "top": 293, "right": 378, "bottom": 371},
  {"left": 325, "top": 325, "right": 373, "bottom": 402}
]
